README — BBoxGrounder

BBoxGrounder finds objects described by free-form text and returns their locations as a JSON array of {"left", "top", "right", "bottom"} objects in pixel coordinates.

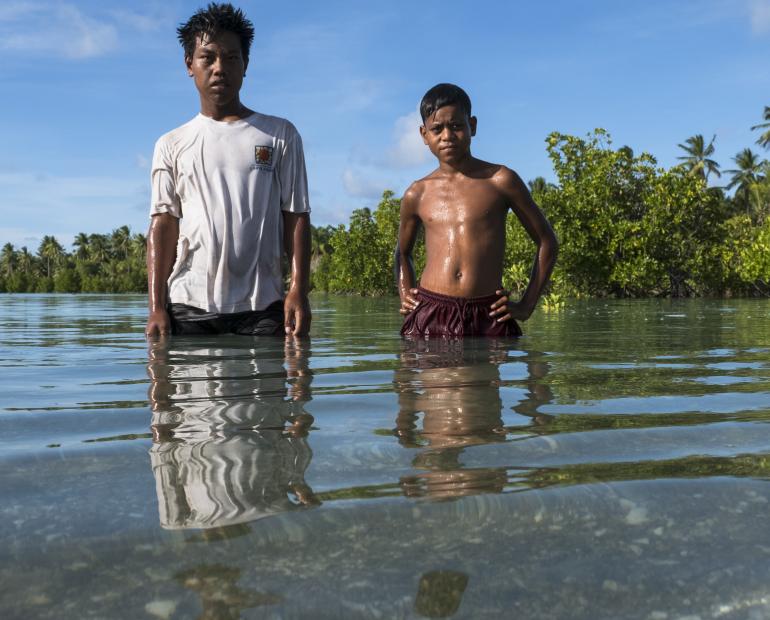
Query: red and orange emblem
[{"left": 255, "top": 145, "right": 273, "bottom": 167}]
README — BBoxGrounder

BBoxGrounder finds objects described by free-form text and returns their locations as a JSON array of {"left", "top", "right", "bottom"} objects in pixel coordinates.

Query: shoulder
[
  {"left": 490, "top": 164, "right": 525, "bottom": 187},
  {"left": 153, "top": 116, "right": 201, "bottom": 153},
  {"left": 401, "top": 179, "right": 428, "bottom": 211},
  {"left": 489, "top": 164, "right": 530, "bottom": 200},
  {"left": 246, "top": 112, "right": 302, "bottom": 142}
]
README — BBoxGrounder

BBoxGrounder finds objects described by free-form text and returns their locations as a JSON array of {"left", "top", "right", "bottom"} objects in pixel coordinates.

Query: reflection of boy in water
[
  {"left": 394, "top": 339, "right": 554, "bottom": 498},
  {"left": 394, "top": 339, "right": 509, "bottom": 498},
  {"left": 147, "top": 338, "right": 317, "bottom": 529}
]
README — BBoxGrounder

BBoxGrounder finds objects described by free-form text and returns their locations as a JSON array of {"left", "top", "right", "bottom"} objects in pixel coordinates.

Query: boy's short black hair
[
  {"left": 419, "top": 83, "right": 472, "bottom": 123},
  {"left": 177, "top": 3, "right": 255, "bottom": 62}
]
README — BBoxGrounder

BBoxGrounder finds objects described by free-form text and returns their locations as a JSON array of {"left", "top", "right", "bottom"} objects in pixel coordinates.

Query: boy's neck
[
  {"left": 437, "top": 153, "right": 479, "bottom": 175},
  {"left": 199, "top": 98, "right": 252, "bottom": 122}
]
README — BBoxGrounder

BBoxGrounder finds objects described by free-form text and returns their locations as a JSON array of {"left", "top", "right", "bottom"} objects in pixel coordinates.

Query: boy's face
[
  {"left": 420, "top": 105, "right": 477, "bottom": 164},
  {"left": 186, "top": 31, "right": 247, "bottom": 110}
]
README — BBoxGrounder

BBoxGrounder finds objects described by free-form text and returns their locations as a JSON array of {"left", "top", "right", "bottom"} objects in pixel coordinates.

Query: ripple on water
[{"left": 2, "top": 295, "right": 770, "bottom": 619}]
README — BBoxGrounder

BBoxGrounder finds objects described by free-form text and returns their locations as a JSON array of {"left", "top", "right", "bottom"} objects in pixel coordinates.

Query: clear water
[{"left": 2, "top": 294, "right": 770, "bottom": 619}]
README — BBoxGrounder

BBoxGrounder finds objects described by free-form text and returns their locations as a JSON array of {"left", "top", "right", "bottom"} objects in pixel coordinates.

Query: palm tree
[
  {"left": 18, "top": 247, "right": 32, "bottom": 275},
  {"left": 37, "top": 235, "right": 64, "bottom": 279},
  {"left": 111, "top": 226, "right": 131, "bottom": 261},
  {"left": 528, "top": 176, "right": 557, "bottom": 196},
  {"left": 128, "top": 233, "right": 148, "bottom": 285},
  {"left": 131, "top": 232, "right": 147, "bottom": 251},
  {"left": 88, "top": 234, "right": 110, "bottom": 264},
  {"left": 73, "top": 232, "right": 90, "bottom": 262},
  {"left": 1, "top": 243, "right": 16, "bottom": 278},
  {"left": 725, "top": 148, "right": 765, "bottom": 216},
  {"left": 751, "top": 106, "right": 770, "bottom": 150},
  {"left": 677, "top": 134, "right": 721, "bottom": 181}
]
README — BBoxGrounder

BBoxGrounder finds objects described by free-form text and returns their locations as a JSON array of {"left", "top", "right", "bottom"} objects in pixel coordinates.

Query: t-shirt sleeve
[
  {"left": 279, "top": 129, "right": 311, "bottom": 214},
  {"left": 150, "top": 137, "right": 182, "bottom": 218}
]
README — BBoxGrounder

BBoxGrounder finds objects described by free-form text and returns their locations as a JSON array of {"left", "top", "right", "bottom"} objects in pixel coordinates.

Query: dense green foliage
[
  {"left": 310, "top": 190, "right": 425, "bottom": 294},
  {"left": 315, "top": 108, "right": 770, "bottom": 298},
  {"left": 3, "top": 106, "right": 769, "bottom": 297},
  {"left": 0, "top": 227, "right": 146, "bottom": 293}
]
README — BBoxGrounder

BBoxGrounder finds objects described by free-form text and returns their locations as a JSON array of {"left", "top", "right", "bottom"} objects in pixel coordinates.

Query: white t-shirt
[{"left": 150, "top": 112, "right": 310, "bottom": 313}]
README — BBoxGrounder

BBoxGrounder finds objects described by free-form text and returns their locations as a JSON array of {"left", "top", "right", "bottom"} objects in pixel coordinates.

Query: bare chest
[{"left": 418, "top": 184, "right": 507, "bottom": 229}]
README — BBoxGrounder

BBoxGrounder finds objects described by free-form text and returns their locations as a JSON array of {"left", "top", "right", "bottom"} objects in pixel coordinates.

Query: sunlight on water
[{"left": 2, "top": 294, "right": 770, "bottom": 618}]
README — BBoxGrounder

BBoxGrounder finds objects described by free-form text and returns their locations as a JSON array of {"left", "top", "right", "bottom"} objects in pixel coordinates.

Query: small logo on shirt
[{"left": 254, "top": 145, "right": 274, "bottom": 170}]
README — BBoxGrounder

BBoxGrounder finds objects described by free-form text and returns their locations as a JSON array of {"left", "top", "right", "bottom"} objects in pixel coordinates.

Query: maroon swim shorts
[{"left": 400, "top": 287, "right": 522, "bottom": 338}]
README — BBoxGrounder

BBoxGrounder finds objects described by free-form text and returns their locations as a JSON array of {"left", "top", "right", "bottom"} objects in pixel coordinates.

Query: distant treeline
[
  {"left": 2, "top": 107, "right": 769, "bottom": 298},
  {"left": 0, "top": 227, "right": 146, "bottom": 294}
]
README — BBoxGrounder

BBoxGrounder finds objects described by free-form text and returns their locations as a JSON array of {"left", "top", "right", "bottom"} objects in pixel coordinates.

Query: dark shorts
[
  {"left": 400, "top": 287, "right": 522, "bottom": 338},
  {"left": 168, "top": 300, "right": 284, "bottom": 336}
]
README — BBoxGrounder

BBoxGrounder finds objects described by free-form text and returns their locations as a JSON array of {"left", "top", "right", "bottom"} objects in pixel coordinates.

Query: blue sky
[{"left": 1, "top": 0, "right": 769, "bottom": 250}]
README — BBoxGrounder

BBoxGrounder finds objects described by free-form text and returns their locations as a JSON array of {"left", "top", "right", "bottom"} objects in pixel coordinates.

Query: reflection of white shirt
[
  {"left": 150, "top": 112, "right": 310, "bottom": 313},
  {"left": 150, "top": 350, "right": 296, "bottom": 432},
  {"left": 150, "top": 431, "right": 312, "bottom": 529}
]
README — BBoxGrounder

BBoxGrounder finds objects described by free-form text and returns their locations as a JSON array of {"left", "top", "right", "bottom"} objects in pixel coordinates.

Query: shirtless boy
[
  {"left": 398, "top": 83, "right": 558, "bottom": 338},
  {"left": 145, "top": 3, "right": 311, "bottom": 338}
]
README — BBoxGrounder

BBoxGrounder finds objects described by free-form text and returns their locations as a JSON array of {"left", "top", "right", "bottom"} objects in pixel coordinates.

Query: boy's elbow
[
  {"left": 395, "top": 244, "right": 412, "bottom": 264},
  {"left": 542, "top": 231, "right": 559, "bottom": 263}
]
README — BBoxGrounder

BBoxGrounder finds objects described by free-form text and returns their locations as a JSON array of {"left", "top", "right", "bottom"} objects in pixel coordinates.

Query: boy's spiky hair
[
  {"left": 420, "top": 83, "right": 472, "bottom": 123},
  {"left": 177, "top": 3, "right": 255, "bottom": 62}
]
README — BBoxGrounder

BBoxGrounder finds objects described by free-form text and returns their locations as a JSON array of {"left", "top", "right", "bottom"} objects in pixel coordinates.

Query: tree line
[
  {"left": 2, "top": 106, "right": 769, "bottom": 297},
  {"left": 313, "top": 106, "right": 770, "bottom": 298},
  {"left": 0, "top": 227, "right": 146, "bottom": 293}
]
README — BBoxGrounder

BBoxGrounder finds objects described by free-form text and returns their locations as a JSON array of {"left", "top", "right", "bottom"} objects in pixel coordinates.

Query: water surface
[{"left": 2, "top": 294, "right": 770, "bottom": 618}]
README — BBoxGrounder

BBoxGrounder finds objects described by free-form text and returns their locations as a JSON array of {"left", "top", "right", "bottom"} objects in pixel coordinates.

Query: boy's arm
[
  {"left": 145, "top": 213, "right": 179, "bottom": 338},
  {"left": 282, "top": 211, "right": 311, "bottom": 336},
  {"left": 397, "top": 185, "right": 421, "bottom": 315},
  {"left": 491, "top": 168, "right": 558, "bottom": 322}
]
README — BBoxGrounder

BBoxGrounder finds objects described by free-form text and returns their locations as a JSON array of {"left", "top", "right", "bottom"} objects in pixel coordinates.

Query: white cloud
[
  {"left": 749, "top": 0, "right": 770, "bottom": 33},
  {"left": 342, "top": 168, "right": 388, "bottom": 199},
  {"left": 0, "top": 3, "right": 117, "bottom": 59},
  {"left": 136, "top": 154, "right": 150, "bottom": 170},
  {"left": 387, "top": 111, "right": 429, "bottom": 168}
]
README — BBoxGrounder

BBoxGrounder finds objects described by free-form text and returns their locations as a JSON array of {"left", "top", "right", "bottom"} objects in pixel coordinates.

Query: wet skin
[
  {"left": 187, "top": 30, "right": 248, "bottom": 121},
  {"left": 145, "top": 31, "right": 311, "bottom": 338},
  {"left": 397, "top": 104, "right": 558, "bottom": 323}
]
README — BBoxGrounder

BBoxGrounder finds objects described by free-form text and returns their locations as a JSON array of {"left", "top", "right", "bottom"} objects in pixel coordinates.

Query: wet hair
[
  {"left": 419, "top": 83, "right": 472, "bottom": 123},
  {"left": 177, "top": 3, "right": 255, "bottom": 62}
]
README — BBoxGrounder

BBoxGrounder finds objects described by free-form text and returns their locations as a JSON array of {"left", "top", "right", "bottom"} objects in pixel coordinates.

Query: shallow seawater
[{"left": 3, "top": 294, "right": 770, "bottom": 619}]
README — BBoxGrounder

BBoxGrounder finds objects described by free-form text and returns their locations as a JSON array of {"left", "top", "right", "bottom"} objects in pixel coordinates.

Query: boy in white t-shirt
[{"left": 145, "top": 3, "right": 311, "bottom": 338}]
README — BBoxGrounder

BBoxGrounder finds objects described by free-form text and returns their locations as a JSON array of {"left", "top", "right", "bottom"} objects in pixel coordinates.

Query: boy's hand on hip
[
  {"left": 399, "top": 288, "right": 420, "bottom": 315},
  {"left": 284, "top": 290, "right": 311, "bottom": 336},
  {"left": 490, "top": 290, "right": 530, "bottom": 322}
]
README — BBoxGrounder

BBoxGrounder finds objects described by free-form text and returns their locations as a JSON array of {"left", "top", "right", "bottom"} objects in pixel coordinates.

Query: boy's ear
[
  {"left": 185, "top": 55, "right": 193, "bottom": 77},
  {"left": 470, "top": 116, "right": 477, "bottom": 137},
  {"left": 419, "top": 124, "right": 429, "bottom": 145}
]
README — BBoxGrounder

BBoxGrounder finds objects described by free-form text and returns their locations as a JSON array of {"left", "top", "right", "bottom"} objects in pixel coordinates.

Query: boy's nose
[{"left": 212, "top": 57, "right": 226, "bottom": 73}]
